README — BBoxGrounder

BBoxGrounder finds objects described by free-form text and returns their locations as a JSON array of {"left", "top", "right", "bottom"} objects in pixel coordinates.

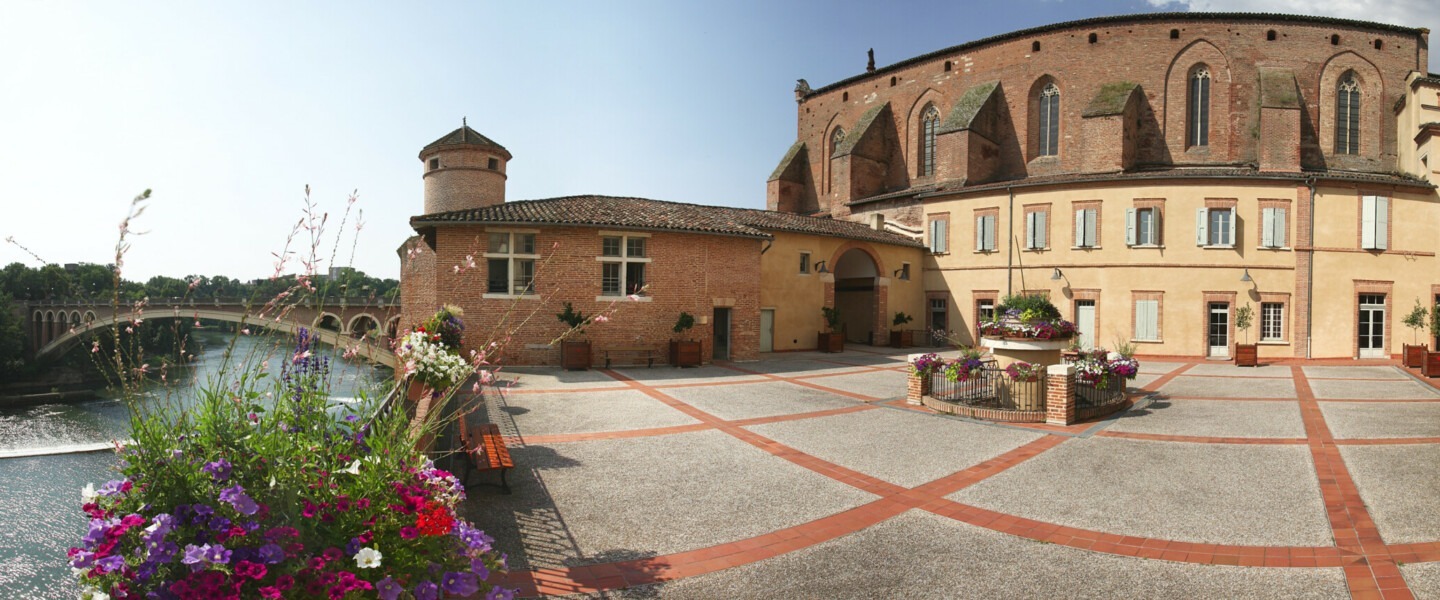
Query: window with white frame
[
  {"left": 1126, "top": 207, "right": 1161, "bottom": 246},
  {"left": 1261, "top": 302, "right": 1284, "bottom": 341},
  {"left": 1134, "top": 298, "right": 1160, "bottom": 341},
  {"left": 799, "top": 252, "right": 810, "bottom": 274},
  {"left": 1074, "top": 207, "right": 1098, "bottom": 248},
  {"left": 1260, "top": 206, "right": 1288, "bottom": 248},
  {"left": 975, "top": 213, "right": 997, "bottom": 252},
  {"left": 928, "top": 218, "right": 949, "bottom": 254},
  {"left": 599, "top": 234, "right": 649, "bottom": 296},
  {"left": 1196, "top": 207, "right": 1236, "bottom": 247},
  {"left": 1360, "top": 195, "right": 1389, "bottom": 250},
  {"left": 1024, "top": 209, "right": 1048, "bottom": 250},
  {"left": 485, "top": 232, "right": 538, "bottom": 295}
]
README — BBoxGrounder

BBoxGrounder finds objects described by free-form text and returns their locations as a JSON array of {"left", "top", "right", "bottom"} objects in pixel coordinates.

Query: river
[{"left": 0, "top": 331, "right": 392, "bottom": 599}]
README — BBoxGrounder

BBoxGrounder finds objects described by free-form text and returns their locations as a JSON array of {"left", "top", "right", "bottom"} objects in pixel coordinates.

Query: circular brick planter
[
  {"left": 982, "top": 336, "right": 1069, "bottom": 369},
  {"left": 920, "top": 393, "right": 1048, "bottom": 422}
]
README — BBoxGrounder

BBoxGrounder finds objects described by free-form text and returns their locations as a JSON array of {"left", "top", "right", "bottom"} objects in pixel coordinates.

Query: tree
[{"left": 0, "top": 294, "right": 28, "bottom": 380}]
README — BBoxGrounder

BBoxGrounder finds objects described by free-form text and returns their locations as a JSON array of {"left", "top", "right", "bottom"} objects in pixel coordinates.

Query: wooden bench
[
  {"left": 603, "top": 346, "right": 655, "bottom": 368},
  {"left": 458, "top": 423, "right": 514, "bottom": 494}
]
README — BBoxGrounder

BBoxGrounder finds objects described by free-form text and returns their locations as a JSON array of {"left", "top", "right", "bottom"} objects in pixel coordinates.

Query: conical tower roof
[{"left": 419, "top": 122, "right": 511, "bottom": 159}]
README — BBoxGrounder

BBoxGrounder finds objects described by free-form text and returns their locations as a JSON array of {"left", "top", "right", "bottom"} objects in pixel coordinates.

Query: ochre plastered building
[
  {"left": 403, "top": 12, "right": 1440, "bottom": 364},
  {"left": 768, "top": 12, "right": 1439, "bottom": 360}
]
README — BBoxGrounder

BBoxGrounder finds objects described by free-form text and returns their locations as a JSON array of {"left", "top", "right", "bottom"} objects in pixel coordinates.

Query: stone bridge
[{"left": 23, "top": 298, "right": 403, "bottom": 368}]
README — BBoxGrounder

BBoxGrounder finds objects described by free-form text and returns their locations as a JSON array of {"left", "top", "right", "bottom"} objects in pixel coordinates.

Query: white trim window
[
  {"left": 1260, "top": 207, "right": 1288, "bottom": 248},
  {"left": 1134, "top": 299, "right": 1160, "bottom": 341},
  {"left": 1024, "top": 210, "right": 1048, "bottom": 250},
  {"left": 799, "top": 251, "right": 811, "bottom": 274},
  {"left": 485, "top": 232, "right": 538, "bottom": 296},
  {"left": 599, "top": 234, "right": 650, "bottom": 296},
  {"left": 1361, "top": 195, "right": 1389, "bottom": 250},
  {"left": 1126, "top": 207, "right": 1161, "bottom": 246},
  {"left": 1074, "top": 208, "right": 1098, "bottom": 248},
  {"left": 1261, "top": 302, "right": 1284, "bottom": 341},
  {"left": 929, "top": 219, "right": 949, "bottom": 254},
  {"left": 975, "top": 214, "right": 997, "bottom": 252},
  {"left": 1196, "top": 207, "right": 1236, "bottom": 247}
]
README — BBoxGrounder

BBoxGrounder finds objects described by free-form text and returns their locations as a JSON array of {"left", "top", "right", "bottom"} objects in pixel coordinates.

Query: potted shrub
[
  {"left": 1234, "top": 303, "right": 1258, "bottom": 367},
  {"left": 669, "top": 311, "right": 702, "bottom": 367},
  {"left": 556, "top": 302, "right": 592, "bottom": 370},
  {"left": 1426, "top": 303, "right": 1440, "bottom": 377},
  {"left": 1402, "top": 299, "right": 1428, "bottom": 368},
  {"left": 890, "top": 312, "right": 914, "bottom": 348},
  {"left": 817, "top": 306, "right": 844, "bottom": 353},
  {"left": 1001, "top": 361, "right": 1046, "bottom": 410}
]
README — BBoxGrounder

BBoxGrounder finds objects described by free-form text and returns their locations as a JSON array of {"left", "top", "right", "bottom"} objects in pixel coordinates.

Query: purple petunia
[
  {"left": 149, "top": 541, "right": 178, "bottom": 563},
  {"left": 453, "top": 522, "right": 494, "bottom": 553},
  {"left": 376, "top": 577, "right": 404, "bottom": 600},
  {"left": 204, "top": 543, "right": 232, "bottom": 564},
  {"left": 96, "top": 555, "right": 126, "bottom": 572},
  {"left": 218, "top": 485, "right": 259, "bottom": 515},
  {"left": 441, "top": 571, "right": 479, "bottom": 597},
  {"left": 257, "top": 544, "right": 285, "bottom": 564},
  {"left": 413, "top": 580, "right": 439, "bottom": 600},
  {"left": 487, "top": 587, "right": 517, "bottom": 600},
  {"left": 97, "top": 479, "right": 127, "bottom": 497},
  {"left": 202, "top": 459, "right": 232, "bottom": 481},
  {"left": 181, "top": 544, "right": 208, "bottom": 565},
  {"left": 470, "top": 558, "right": 489, "bottom": 580}
]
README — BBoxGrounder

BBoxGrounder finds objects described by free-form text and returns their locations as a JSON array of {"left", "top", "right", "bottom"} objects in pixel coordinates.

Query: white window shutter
[
  {"left": 1261, "top": 208, "right": 1275, "bottom": 248},
  {"left": 1151, "top": 209, "right": 1162, "bottom": 244},
  {"left": 1375, "top": 197, "right": 1388, "bottom": 250},
  {"left": 1147, "top": 301, "right": 1159, "bottom": 339},
  {"left": 1075, "top": 209, "right": 1086, "bottom": 247},
  {"left": 938, "top": 220, "right": 948, "bottom": 253},
  {"left": 1275, "top": 208, "right": 1287, "bottom": 247},
  {"left": 1025, "top": 213, "right": 1036, "bottom": 249},
  {"left": 1361, "top": 196, "right": 1376, "bottom": 249},
  {"left": 976, "top": 216, "right": 985, "bottom": 251},
  {"left": 1085, "top": 209, "right": 1097, "bottom": 247},
  {"left": 1196, "top": 208, "right": 1209, "bottom": 246},
  {"left": 1227, "top": 208, "right": 1237, "bottom": 247},
  {"left": 1036, "top": 211, "right": 1047, "bottom": 248},
  {"left": 1125, "top": 208, "right": 1137, "bottom": 246}
]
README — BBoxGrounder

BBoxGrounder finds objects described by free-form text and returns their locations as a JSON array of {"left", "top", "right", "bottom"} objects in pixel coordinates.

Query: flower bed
[{"left": 978, "top": 295, "right": 1077, "bottom": 341}]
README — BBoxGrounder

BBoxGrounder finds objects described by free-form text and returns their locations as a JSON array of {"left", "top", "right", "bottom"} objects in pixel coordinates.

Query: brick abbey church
[{"left": 400, "top": 12, "right": 1440, "bottom": 365}]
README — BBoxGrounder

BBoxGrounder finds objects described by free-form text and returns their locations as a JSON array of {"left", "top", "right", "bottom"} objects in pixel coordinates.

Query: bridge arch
[
  {"left": 313, "top": 312, "right": 344, "bottom": 333},
  {"left": 385, "top": 316, "right": 401, "bottom": 339},
  {"left": 34, "top": 309, "right": 396, "bottom": 368},
  {"left": 347, "top": 313, "right": 381, "bottom": 338}
]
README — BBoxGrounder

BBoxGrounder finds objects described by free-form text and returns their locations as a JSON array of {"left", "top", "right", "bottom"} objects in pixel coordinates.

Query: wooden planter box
[
  {"left": 669, "top": 340, "right": 702, "bottom": 367},
  {"left": 890, "top": 330, "right": 913, "bottom": 348},
  {"left": 1404, "top": 344, "right": 1427, "bottom": 368},
  {"left": 1235, "top": 344, "right": 1259, "bottom": 367},
  {"left": 560, "top": 340, "right": 591, "bottom": 370},
  {"left": 817, "top": 332, "right": 844, "bottom": 353},
  {"left": 1424, "top": 351, "right": 1440, "bottom": 378}
]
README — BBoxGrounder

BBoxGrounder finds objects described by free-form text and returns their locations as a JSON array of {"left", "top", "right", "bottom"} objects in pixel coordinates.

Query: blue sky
[{"left": 2, "top": 0, "right": 1434, "bottom": 281}]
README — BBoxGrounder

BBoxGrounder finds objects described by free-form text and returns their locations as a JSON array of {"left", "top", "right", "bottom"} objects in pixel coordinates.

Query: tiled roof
[
  {"left": 806, "top": 12, "right": 1424, "bottom": 97},
  {"left": 411, "top": 196, "right": 924, "bottom": 248},
  {"left": 421, "top": 126, "right": 509, "bottom": 156}
]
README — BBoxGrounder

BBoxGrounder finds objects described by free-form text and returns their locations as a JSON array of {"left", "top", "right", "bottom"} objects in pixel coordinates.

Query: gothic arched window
[
  {"left": 1038, "top": 83, "right": 1060, "bottom": 157},
  {"left": 1336, "top": 74, "right": 1360, "bottom": 155},
  {"left": 1188, "top": 67, "right": 1210, "bottom": 147},
  {"left": 919, "top": 104, "right": 940, "bottom": 177},
  {"left": 830, "top": 127, "right": 845, "bottom": 156}
]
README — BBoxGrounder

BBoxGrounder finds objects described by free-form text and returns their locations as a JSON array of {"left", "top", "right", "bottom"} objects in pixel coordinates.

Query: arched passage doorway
[{"left": 832, "top": 247, "right": 884, "bottom": 345}]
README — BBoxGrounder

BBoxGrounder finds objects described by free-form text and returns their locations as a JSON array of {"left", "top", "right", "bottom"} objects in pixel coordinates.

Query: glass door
[
  {"left": 713, "top": 308, "right": 731, "bottom": 361},
  {"left": 929, "top": 298, "right": 948, "bottom": 346},
  {"left": 1208, "top": 302, "right": 1230, "bottom": 358},
  {"left": 1359, "top": 294, "right": 1386, "bottom": 359}
]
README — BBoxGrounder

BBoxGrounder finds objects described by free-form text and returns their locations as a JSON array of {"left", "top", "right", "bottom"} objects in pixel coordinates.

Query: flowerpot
[
  {"left": 817, "top": 332, "right": 844, "bottom": 353},
  {"left": 561, "top": 340, "right": 591, "bottom": 370},
  {"left": 1424, "top": 351, "right": 1440, "bottom": 378},
  {"left": 669, "top": 340, "right": 702, "bottom": 367},
  {"left": 1404, "top": 344, "right": 1426, "bottom": 368},
  {"left": 890, "top": 330, "right": 913, "bottom": 348},
  {"left": 1000, "top": 380, "right": 1044, "bottom": 411},
  {"left": 1235, "top": 344, "right": 1259, "bottom": 367}
]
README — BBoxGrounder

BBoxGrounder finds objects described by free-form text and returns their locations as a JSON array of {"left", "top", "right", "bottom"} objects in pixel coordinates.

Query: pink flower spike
[
  {"left": 241, "top": 328, "right": 251, "bottom": 335},
  {"left": 593, "top": 315, "right": 610, "bottom": 323}
]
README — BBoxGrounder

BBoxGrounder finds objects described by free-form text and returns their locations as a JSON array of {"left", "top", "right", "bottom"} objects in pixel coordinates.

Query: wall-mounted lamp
[
  {"left": 1240, "top": 268, "right": 1253, "bottom": 283},
  {"left": 813, "top": 260, "right": 828, "bottom": 273},
  {"left": 893, "top": 268, "right": 904, "bottom": 277},
  {"left": 1050, "top": 268, "right": 1064, "bottom": 281}
]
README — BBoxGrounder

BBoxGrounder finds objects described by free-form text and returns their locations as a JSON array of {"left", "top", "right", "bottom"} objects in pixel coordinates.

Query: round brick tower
[{"left": 419, "top": 120, "right": 511, "bottom": 214}]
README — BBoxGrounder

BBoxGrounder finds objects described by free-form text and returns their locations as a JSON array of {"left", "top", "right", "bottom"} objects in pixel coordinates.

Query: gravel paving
[
  {"left": 1158, "top": 375, "right": 1296, "bottom": 398},
  {"left": 746, "top": 409, "right": 1042, "bottom": 488},
  {"left": 734, "top": 358, "right": 871, "bottom": 377},
  {"left": 502, "top": 389, "right": 701, "bottom": 436},
  {"left": 1182, "top": 363, "right": 1294, "bottom": 378},
  {"left": 1139, "top": 361, "right": 1186, "bottom": 375},
  {"left": 1319, "top": 402, "right": 1440, "bottom": 438},
  {"left": 1107, "top": 399, "right": 1305, "bottom": 438},
  {"left": 1308, "top": 378, "right": 1440, "bottom": 400},
  {"left": 950, "top": 437, "right": 1331, "bottom": 546},
  {"left": 1128, "top": 373, "right": 1161, "bottom": 390},
  {"left": 659, "top": 380, "right": 861, "bottom": 421},
  {"left": 1302, "top": 366, "right": 1410, "bottom": 380},
  {"left": 609, "top": 365, "right": 767, "bottom": 386},
  {"left": 596, "top": 510, "right": 1347, "bottom": 599},
  {"left": 794, "top": 369, "right": 910, "bottom": 400},
  {"left": 1338, "top": 445, "right": 1440, "bottom": 544},
  {"left": 1403, "top": 562, "right": 1440, "bottom": 600},
  {"left": 495, "top": 367, "right": 629, "bottom": 391}
]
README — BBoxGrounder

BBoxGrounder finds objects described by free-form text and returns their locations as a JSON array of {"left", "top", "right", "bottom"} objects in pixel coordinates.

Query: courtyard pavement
[{"left": 452, "top": 346, "right": 1440, "bottom": 599}]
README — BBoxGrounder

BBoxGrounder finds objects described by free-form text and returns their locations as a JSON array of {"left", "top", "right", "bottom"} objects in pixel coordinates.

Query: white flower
[
  {"left": 354, "top": 546, "right": 382, "bottom": 569},
  {"left": 81, "top": 587, "right": 110, "bottom": 600},
  {"left": 81, "top": 483, "right": 97, "bottom": 504},
  {"left": 340, "top": 459, "right": 361, "bottom": 475}
]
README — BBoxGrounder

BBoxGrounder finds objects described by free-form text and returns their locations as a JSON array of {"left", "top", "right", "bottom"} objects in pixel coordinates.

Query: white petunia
[
  {"left": 354, "top": 546, "right": 382, "bottom": 569},
  {"left": 340, "top": 459, "right": 361, "bottom": 475},
  {"left": 81, "top": 483, "right": 97, "bottom": 504}
]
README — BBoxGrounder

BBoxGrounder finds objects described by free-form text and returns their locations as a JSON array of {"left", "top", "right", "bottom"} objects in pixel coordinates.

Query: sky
[{"left": 2, "top": 0, "right": 1435, "bottom": 282}]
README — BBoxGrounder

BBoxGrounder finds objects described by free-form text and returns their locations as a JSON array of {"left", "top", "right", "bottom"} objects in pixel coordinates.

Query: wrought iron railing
[
  {"left": 929, "top": 364, "right": 1047, "bottom": 412},
  {"left": 1075, "top": 377, "right": 1126, "bottom": 409}
]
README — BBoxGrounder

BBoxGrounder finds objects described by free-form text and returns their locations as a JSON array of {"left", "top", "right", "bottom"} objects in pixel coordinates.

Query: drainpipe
[
  {"left": 1305, "top": 177, "right": 1316, "bottom": 359},
  {"left": 1006, "top": 186, "right": 1015, "bottom": 297}
]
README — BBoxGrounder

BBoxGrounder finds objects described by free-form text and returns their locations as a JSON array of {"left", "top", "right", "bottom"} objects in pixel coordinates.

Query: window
[
  {"left": 1188, "top": 67, "right": 1210, "bottom": 147},
  {"left": 1336, "top": 74, "right": 1360, "bottom": 155},
  {"left": 487, "top": 157, "right": 499, "bottom": 170},
  {"left": 1126, "top": 207, "right": 1161, "bottom": 246},
  {"left": 919, "top": 104, "right": 940, "bottom": 177},
  {"left": 428, "top": 158, "right": 440, "bottom": 171},
  {"left": 1038, "top": 83, "right": 1060, "bottom": 157},
  {"left": 975, "top": 213, "right": 997, "bottom": 252},
  {"left": 1261, "top": 207, "right": 1288, "bottom": 248},
  {"left": 1134, "top": 299, "right": 1160, "bottom": 341},
  {"left": 1196, "top": 207, "right": 1236, "bottom": 247},
  {"left": 1024, "top": 209, "right": 1048, "bottom": 250},
  {"left": 599, "top": 234, "right": 649, "bottom": 296},
  {"left": 978, "top": 300, "right": 995, "bottom": 322},
  {"left": 899, "top": 263, "right": 910, "bottom": 280},
  {"left": 1266, "top": 30, "right": 1277, "bottom": 41},
  {"left": 1032, "top": 41, "right": 1041, "bottom": 52},
  {"left": 485, "top": 232, "right": 538, "bottom": 296},
  {"left": 1074, "top": 207, "right": 1098, "bottom": 248},
  {"left": 1360, "top": 195, "right": 1389, "bottom": 250},
  {"left": 830, "top": 127, "right": 845, "bottom": 156},
  {"left": 928, "top": 218, "right": 949, "bottom": 254},
  {"left": 799, "top": 252, "right": 811, "bottom": 274},
  {"left": 1261, "top": 303, "right": 1284, "bottom": 341}
]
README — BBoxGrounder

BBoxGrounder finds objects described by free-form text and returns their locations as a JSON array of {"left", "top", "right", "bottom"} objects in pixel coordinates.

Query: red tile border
[{"left": 1095, "top": 431, "right": 1309, "bottom": 445}]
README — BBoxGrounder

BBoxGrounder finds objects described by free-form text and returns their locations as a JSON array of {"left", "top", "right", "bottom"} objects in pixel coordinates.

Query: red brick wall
[
  {"left": 421, "top": 147, "right": 507, "bottom": 214},
  {"left": 418, "top": 225, "right": 763, "bottom": 367}
]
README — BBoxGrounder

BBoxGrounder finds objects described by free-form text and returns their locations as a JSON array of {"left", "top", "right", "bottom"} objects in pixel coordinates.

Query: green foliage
[
  {"left": 1404, "top": 300, "right": 1429, "bottom": 343},
  {"left": 1112, "top": 339, "right": 1138, "bottom": 358},
  {"left": 892, "top": 311, "right": 913, "bottom": 327},
  {"left": 1234, "top": 304, "right": 1254, "bottom": 343},
  {"left": 0, "top": 294, "right": 28, "bottom": 380},
  {"left": 1431, "top": 303, "right": 1440, "bottom": 338},
  {"left": 821, "top": 306, "right": 841, "bottom": 331},
  {"left": 557, "top": 301, "right": 588, "bottom": 330},
  {"left": 997, "top": 294, "right": 1060, "bottom": 323},
  {"left": 673, "top": 311, "right": 695, "bottom": 335}
]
